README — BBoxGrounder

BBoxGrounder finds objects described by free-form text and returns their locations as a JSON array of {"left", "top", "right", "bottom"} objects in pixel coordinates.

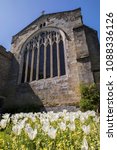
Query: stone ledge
[
  {"left": 45, "top": 105, "right": 79, "bottom": 112},
  {"left": 0, "top": 45, "right": 12, "bottom": 59}
]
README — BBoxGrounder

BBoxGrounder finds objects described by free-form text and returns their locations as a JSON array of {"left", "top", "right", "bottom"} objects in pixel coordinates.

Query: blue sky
[{"left": 0, "top": 0, "right": 100, "bottom": 50}]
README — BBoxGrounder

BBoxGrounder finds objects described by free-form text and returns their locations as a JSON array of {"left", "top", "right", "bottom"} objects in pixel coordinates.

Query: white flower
[
  {"left": 40, "top": 118, "right": 49, "bottom": 124},
  {"left": 25, "top": 124, "right": 32, "bottom": 132},
  {"left": 93, "top": 116, "right": 100, "bottom": 123},
  {"left": 59, "top": 122, "right": 66, "bottom": 131},
  {"left": 68, "top": 123, "right": 75, "bottom": 131},
  {"left": 11, "top": 114, "right": 20, "bottom": 124},
  {"left": 27, "top": 113, "right": 36, "bottom": 122},
  {"left": 12, "top": 118, "right": 26, "bottom": 135},
  {"left": 25, "top": 124, "right": 37, "bottom": 140},
  {"left": 0, "top": 114, "right": 11, "bottom": 129},
  {"left": 75, "top": 111, "right": 81, "bottom": 119},
  {"left": 80, "top": 115, "right": 85, "bottom": 123},
  {"left": 0, "top": 119, "right": 7, "bottom": 129},
  {"left": 89, "top": 110, "right": 96, "bottom": 117},
  {"left": 49, "top": 113, "right": 60, "bottom": 122},
  {"left": 42, "top": 123, "right": 50, "bottom": 133},
  {"left": 30, "top": 116, "right": 36, "bottom": 122},
  {"left": 69, "top": 113, "right": 75, "bottom": 123},
  {"left": 64, "top": 113, "right": 70, "bottom": 122},
  {"left": 12, "top": 124, "right": 22, "bottom": 135},
  {"left": 11, "top": 118, "right": 18, "bottom": 124},
  {"left": 81, "top": 138, "right": 88, "bottom": 150},
  {"left": 84, "top": 112, "right": 89, "bottom": 120},
  {"left": 19, "top": 119, "right": 26, "bottom": 128},
  {"left": 63, "top": 109, "right": 67, "bottom": 113},
  {"left": 27, "top": 129, "right": 37, "bottom": 140},
  {"left": 82, "top": 125, "right": 90, "bottom": 135},
  {"left": 48, "top": 127, "right": 57, "bottom": 139},
  {"left": 2, "top": 113, "right": 10, "bottom": 120}
]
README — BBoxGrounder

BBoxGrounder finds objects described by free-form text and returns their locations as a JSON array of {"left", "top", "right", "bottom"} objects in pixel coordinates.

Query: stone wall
[
  {"left": 85, "top": 26, "right": 100, "bottom": 85},
  {"left": 73, "top": 25, "right": 100, "bottom": 85},
  {"left": 0, "top": 46, "right": 12, "bottom": 95},
  {"left": 0, "top": 46, "right": 12, "bottom": 111}
]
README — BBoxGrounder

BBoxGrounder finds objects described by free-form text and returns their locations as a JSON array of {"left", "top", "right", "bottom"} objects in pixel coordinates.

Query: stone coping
[
  {"left": 0, "top": 46, "right": 12, "bottom": 59},
  {"left": 46, "top": 106, "right": 79, "bottom": 112}
]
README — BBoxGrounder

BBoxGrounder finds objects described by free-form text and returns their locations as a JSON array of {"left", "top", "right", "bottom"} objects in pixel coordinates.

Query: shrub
[{"left": 79, "top": 84, "right": 100, "bottom": 112}]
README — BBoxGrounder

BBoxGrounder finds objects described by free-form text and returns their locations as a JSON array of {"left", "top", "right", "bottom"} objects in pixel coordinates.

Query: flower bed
[{"left": 0, "top": 110, "right": 99, "bottom": 150}]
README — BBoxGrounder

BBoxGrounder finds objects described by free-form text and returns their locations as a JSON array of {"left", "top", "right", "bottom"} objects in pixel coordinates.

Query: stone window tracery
[{"left": 21, "top": 29, "right": 66, "bottom": 83}]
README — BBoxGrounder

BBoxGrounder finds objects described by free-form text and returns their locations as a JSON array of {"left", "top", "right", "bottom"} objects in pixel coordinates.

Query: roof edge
[{"left": 73, "top": 24, "right": 97, "bottom": 33}]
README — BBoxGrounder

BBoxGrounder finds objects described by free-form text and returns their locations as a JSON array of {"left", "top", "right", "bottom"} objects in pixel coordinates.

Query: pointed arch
[{"left": 20, "top": 27, "right": 67, "bottom": 83}]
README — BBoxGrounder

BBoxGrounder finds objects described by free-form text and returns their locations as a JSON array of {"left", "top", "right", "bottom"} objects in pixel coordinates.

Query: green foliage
[{"left": 79, "top": 84, "right": 100, "bottom": 112}]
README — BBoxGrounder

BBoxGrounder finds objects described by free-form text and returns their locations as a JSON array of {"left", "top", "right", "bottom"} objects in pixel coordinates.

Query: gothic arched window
[{"left": 21, "top": 29, "right": 66, "bottom": 83}]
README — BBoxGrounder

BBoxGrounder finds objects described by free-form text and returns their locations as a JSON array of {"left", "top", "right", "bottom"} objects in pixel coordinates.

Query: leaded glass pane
[
  {"left": 52, "top": 42, "right": 58, "bottom": 77},
  {"left": 59, "top": 40, "right": 66, "bottom": 76},
  {"left": 27, "top": 49, "right": 32, "bottom": 82},
  {"left": 39, "top": 45, "right": 44, "bottom": 79},
  {"left": 46, "top": 44, "right": 50, "bottom": 78},
  {"left": 21, "top": 50, "right": 27, "bottom": 83},
  {"left": 33, "top": 47, "right": 37, "bottom": 81}
]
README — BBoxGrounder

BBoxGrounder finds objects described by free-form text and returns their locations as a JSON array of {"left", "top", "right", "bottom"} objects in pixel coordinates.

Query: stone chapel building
[{"left": 0, "top": 8, "right": 100, "bottom": 113}]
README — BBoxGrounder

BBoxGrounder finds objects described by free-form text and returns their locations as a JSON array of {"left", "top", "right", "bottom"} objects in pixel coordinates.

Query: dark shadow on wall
[{"left": 1, "top": 55, "right": 46, "bottom": 114}]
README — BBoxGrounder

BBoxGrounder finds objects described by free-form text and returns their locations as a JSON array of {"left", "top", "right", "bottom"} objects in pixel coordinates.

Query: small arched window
[{"left": 21, "top": 29, "right": 66, "bottom": 83}]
